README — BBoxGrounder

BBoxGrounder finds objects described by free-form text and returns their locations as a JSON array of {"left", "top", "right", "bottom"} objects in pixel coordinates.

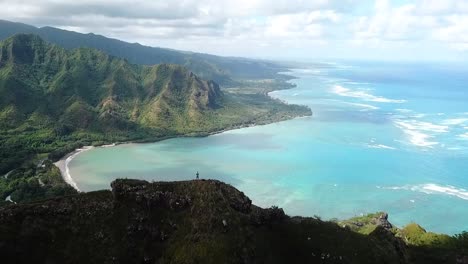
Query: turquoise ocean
[{"left": 69, "top": 61, "right": 468, "bottom": 234}]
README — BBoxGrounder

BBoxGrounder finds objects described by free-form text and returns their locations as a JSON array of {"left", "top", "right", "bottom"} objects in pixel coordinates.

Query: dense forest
[{"left": 0, "top": 19, "right": 295, "bottom": 86}]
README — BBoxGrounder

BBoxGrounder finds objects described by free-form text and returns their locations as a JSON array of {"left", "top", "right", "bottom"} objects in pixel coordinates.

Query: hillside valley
[{"left": 0, "top": 34, "right": 310, "bottom": 203}]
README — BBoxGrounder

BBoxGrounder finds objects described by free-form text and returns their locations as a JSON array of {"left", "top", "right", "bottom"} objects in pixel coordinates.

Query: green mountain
[
  {"left": 0, "top": 34, "right": 227, "bottom": 132},
  {"left": 0, "top": 179, "right": 466, "bottom": 263},
  {"left": 0, "top": 34, "right": 311, "bottom": 201},
  {"left": 0, "top": 20, "right": 290, "bottom": 85}
]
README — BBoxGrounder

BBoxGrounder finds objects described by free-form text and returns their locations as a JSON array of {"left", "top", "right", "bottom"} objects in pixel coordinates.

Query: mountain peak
[
  {"left": 1, "top": 33, "right": 48, "bottom": 64},
  {"left": 0, "top": 34, "right": 224, "bottom": 132}
]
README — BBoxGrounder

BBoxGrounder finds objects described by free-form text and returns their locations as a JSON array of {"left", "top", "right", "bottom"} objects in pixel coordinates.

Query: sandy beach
[
  {"left": 54, "top": 146, "right": 95, "bottom": 192},
  {"left": 54, "top": 143, "right": 119, "bottom": 191}
]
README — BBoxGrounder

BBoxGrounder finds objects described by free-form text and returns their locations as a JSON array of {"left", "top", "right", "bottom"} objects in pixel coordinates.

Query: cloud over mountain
[{"left": 0, "top": 0, "right": 466, "bottom": 60}]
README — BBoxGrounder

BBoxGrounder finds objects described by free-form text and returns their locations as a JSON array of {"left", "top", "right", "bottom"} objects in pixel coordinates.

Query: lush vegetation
[
  {"left": 0, "top": 19, "right": 292, "bottom": 86},
  {"left": 0, "top": 179, "right": 466, "bottom": 263},
  {"left": 1, "top": 28, "right": 464, "bottom": 263},
  {"left": 0, "top": 34, "right": 311, "bottom": 203}
]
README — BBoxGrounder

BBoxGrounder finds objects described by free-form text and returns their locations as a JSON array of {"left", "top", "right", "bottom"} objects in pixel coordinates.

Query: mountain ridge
[
  {"left": 0, "top": 34, "right": 222, "bottom": 131},
  {"left": 0, "top": 178, "right": 466, "bottom": 264},
  {"left": 0, "top": 34, "right": 311, "bottom": 203},
  {"left": 0, "top": 19, "right": 292, "bottom": 85}
]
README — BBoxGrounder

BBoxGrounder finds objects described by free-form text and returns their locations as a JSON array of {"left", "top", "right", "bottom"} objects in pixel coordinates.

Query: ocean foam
[
  {"left": 393, "top": 125, "right": 438, "bottom": 147},
  {"left": 289, "top": 68, "right": 321, "bottom": 75},
  {"left": 347, "top": 102, "right": 379, "bottom": 110},
  {"left": 63, "top": 146, "right": 94, "bottom": 191},
  {"left": 394, "top": 120, "right": 449, "bottom": 133},
  {"left": 101, "top": 143, "right": 116, "bottom": 148},
  {"left": 442, "top": 118, "right": 468, "bottom": 126},
  {"left": 367, "top": 144, "right": 396, "bottom": 150},
  {"left": 382, "top": 183, "right": 468, "bottom": 201},
  {"left": 395, "top": 108, "right": 412, "bottom": 113},
  {"left": 393, "top": 119, "right": 450, "bottom": 147},
  {"left": 458, "top": 132, "right": 468, "bottom": 139},
  {"left": 331, "top": 85, "right": 406, "bottom": 103}
]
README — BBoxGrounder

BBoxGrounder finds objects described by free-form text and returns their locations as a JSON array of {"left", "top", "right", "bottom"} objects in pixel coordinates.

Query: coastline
[
  {"left": 55, "top": 112, "right": 312, "bottom": 191},
  {"left": 54, "top": 146, "right": 95, "bottom": 192},
  {"left": 53, "top": 75, "right": 312, "bottom": 191}
]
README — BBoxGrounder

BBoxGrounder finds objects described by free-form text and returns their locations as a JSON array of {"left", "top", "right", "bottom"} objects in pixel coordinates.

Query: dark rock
[
  {"left": 457, "top": 255, "right": 468, "bottom": 264},
  {"left": 376, "top": 212, "right": 393, "bottom": 230},
  {"left": 0, "top": 179, "right": 460, "bottom": 264},
  {"left": 250, "top": 205, "right": 286, "bottom": 226}
]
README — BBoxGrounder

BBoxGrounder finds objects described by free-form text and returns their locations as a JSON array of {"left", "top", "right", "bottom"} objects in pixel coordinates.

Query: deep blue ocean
[{"left": 69, "top": 61, "right": 468, "bottom": 234}]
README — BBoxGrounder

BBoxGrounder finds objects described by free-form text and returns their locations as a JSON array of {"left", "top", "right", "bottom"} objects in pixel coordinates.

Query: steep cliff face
[
  {"left": 0, "top": 19, "right": 295, "bottom": 86},
  {"left": 0, "top": 179, "right": 463, "bottom": 264},
  {"left": 0, "top": 34, "right": 223, "bottom": 132}
]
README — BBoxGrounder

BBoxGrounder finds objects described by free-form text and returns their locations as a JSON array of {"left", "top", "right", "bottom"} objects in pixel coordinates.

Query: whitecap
[
  {"left": 442, "top": 118, "right": 468, "bottom": 126},
  {"left": 331, "top": 85, "right": 406, "bottom": 103},
  {"left": 458, "top": 133, "right": 468, "bottom": 139},
  {"left": 394, "top": 120, "right": 449, "bottom": 133},
  {"left": 346, "top": 102, "right": 379, "bottom": 110},
  {"left": 383, "top": 186, "right": 406, "bottom": 190},
  {"left": 412, "top": 114, "right": 426, "bottom": 118},
  {"left": 288, "top": 68, "right": 321, "bottom": 75},
  {"left": 395, "top": 108, "right": 412, "bottom": 113},
  {"left": 383, "top": 183, "right": 468, "bottom": 201},
  {"left": 367, "top": 144, "right": 396, "bottom": 150},
  {"left": 393, "top": 119, "right": 450, "bottom": 148},
  {"left": 447, "top": 147, "right": 461, "bottom": 150},
  {"left": 393, "top": 124, "right": 438, "bottom": 147},
  {"left": 345, "top": 81, "right": 371, "bottom": 85}
]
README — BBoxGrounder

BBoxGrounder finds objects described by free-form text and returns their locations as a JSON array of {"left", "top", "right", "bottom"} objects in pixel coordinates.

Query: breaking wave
[
  {"left": 382, "top": 183, "right": 468, "bottom": 201},
  {"left": 331, "top": 85, "right": 406, "bottom": 103}
]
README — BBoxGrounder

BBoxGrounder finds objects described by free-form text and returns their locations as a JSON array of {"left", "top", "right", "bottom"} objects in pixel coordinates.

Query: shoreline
[
  {"left": 55, "top": 112, "right": 312, "bottom": 191},
  {"left": 54, "top": 146, "right": 95, "bottom": 192},
  {"left": 53, "top": 75, "right": 312, "bottom": 191}
]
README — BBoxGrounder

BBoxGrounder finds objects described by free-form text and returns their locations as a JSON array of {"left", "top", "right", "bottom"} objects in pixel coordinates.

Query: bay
[{"left": 69, "top": 61, "right": 468, "bottom": 235}]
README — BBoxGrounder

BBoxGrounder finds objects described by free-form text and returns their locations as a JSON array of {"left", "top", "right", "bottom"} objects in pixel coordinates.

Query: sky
[{"left": 1, "top": 0, "right": 468, "bottom": 61}]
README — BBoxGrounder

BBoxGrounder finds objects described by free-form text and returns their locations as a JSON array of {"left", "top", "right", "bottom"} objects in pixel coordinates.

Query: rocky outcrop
[
  {"left": 0, "top": 179, "right": 464, "bottom": 264},
  {"left": 376, "top": 212, "right": 393, "bottom": 230}
]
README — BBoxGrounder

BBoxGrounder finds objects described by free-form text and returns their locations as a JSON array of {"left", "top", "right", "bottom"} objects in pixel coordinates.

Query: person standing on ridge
[{"left": 196, "top": 171, "right": 199, "bottom": 179}]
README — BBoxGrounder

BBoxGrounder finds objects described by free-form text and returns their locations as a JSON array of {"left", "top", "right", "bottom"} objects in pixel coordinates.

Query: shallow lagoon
[{"left": 70, "top": 61, "right": 468, "bottom": 234}]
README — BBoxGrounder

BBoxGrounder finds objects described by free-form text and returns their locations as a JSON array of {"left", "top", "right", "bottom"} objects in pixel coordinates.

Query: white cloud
[
  {"left": 352, "top": 0, "right": 435, "bottom": 41},
  {"left": 414, "top": 0, "right": 468, "bottom": 15},
  {"left": 350, "top": 0, "right": 468, "bottom": 56},
  {"left": 0, "top": 0, "right": 467, "bottom": 59},
  {"left": 432, "top": 15, "right": 468, "bottom": 51}
]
